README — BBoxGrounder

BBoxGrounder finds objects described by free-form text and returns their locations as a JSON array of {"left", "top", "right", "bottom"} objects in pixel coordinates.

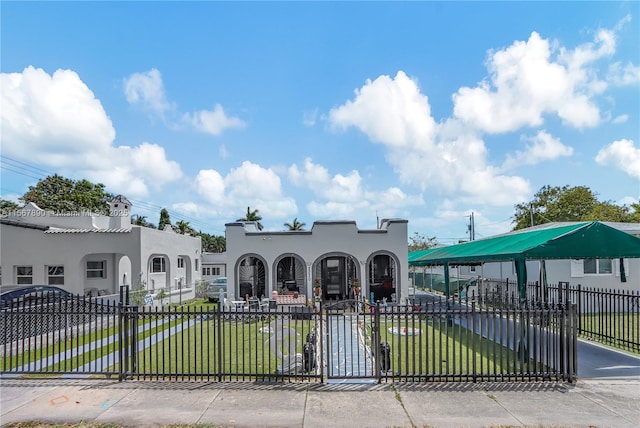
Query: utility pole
[
  {"left": 530, "top": 202, "right": 534, "bottom": 227},
  {"left": 468, "top": 212, "right": 475, "bottom": 241}
]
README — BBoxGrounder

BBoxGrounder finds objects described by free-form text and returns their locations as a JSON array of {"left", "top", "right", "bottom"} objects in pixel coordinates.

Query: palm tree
[
  {"left": 237, "top": 206, "right": 263, "bottom": 230},
  {"left": 284, "top": 217, "right": 305, "bottom": 231},
  {"left": 175, "top": 220, "right": 194, "bottom": 235},
  {"left": 131, "top": 214, "right": 155, "bottom": 228}
]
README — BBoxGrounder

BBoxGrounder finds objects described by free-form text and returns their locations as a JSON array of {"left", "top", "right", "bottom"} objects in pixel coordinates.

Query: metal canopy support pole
[
  {"left": 444, "top": 262, "right": 450, "bottom": 298},
  {"left": 515, "top": 257, "right": 527, "bottom": 303}
]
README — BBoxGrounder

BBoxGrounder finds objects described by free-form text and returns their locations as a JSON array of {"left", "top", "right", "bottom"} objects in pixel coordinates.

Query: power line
[{"left": 0, "top": 155, "right": 225, "bottom": 234}]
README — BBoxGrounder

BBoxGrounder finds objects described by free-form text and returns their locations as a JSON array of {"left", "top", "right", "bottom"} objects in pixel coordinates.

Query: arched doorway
[
  {"left": 313, "top": 253, "right": 359, "bottom": 300},
  {"left": 235, "top": 254, "right": 267, "bottom": 299},
  {"left": 274, "top": 254, "right": 305, "bottom": 294},
  {"left": 367, "top": 252, "right": 400, "bottom": 303}
]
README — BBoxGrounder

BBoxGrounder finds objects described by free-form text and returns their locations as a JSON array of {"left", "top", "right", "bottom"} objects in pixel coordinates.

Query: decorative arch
[
  {"left": 147, "top": 253, "right": 171, "bottom": 292},
  {"left": 366, "top": 250, "right": 402, "bottom": 303},
  {"left": 234, "top": 253, "right": 268, "bottom": 298},
  {"left": 273, "top": 253, "right": 306, "bottom": 294},
  {"left": 312, "top": 252, "right": 360, "bottom": 301}
]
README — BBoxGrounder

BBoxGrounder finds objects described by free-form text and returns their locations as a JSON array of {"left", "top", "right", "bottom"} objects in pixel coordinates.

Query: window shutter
[
  {"left": 570, "top": 259, "right": 584, "bottom": 277},
  {"left": 614, "top": 258, "right": 631, "bottom": 277}
]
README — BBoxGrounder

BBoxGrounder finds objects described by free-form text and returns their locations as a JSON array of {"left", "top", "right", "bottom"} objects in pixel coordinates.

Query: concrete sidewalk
[{"left": 1, "top": 378, "right": 639, "bottom": 427}]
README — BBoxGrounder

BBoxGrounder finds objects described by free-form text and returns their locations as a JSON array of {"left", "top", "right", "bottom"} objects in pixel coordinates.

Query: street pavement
[{"left": 1, "top": 377, "right": 639, "bottom": 427}]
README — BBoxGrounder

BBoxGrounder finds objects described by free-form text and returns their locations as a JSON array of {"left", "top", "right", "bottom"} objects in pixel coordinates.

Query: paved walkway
[{"left": 1, "top": 378, "right": 639, "bottom": 427}]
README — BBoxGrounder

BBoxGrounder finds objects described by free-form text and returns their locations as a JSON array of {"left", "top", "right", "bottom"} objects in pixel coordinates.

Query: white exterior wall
[
  {"left": 138, "top": 228, "right": 202, "bottom": 292},
  {"left": 459, "top": 258, "right": 639, "bottom": 291},
  {"left": 202, "top": 252, "right": 227, "bottom": 283},
  {"left": 225, "top": 219, "right": 408, "bottom": 301},
  {"left": 1, "top": 202, "right": 201, "bottom": 296}
]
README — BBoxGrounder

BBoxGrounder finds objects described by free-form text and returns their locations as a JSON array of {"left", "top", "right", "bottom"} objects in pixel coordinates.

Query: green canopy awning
[
  {"left": 408, "top": 247, "right": 438, "bottom": 263},
  {"left": 409, "top": 221, "right": 640, "bottom": 299},
  {"left": 410, "top": 221, "right": 640, "bottom": 267}
]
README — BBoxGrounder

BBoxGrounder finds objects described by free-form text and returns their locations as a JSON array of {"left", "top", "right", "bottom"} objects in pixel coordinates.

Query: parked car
[
  {"left": 206, "top": 277, "right": 227, "bottom": 302},
  {"left": 0, "top": 285, "right": 73, "bottom": 310}
]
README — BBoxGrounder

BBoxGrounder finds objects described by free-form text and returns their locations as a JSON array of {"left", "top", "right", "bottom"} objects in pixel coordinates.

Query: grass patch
[{"left": 373, "top": 316, "right": 551, "bottom": 379}]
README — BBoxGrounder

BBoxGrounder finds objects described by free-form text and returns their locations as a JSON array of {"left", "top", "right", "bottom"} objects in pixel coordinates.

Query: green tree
[
  {"left": 197, "top": 231, "right": 226, "bottom": 253},
  {"left": 284, "top": 217, "right": 305, "bottom": 231},
  {"left": 0, "top": 199, "right": 19, "bottom": 215},
  {"left": 513, "top": 185, "right": 637, "bottom": 230},
  {"left": 237, "top": 206, "right": 263, "bottom": 230},
  {"left": 585, "top": 202, "right": 632, "bottom": 222},
  {"left": 19, "top": 174, "right": 111, "bottom": 214},
  {"left": 175, "top": 220, "right": 194, "bottom": 235},
  {"left": 131, "top": 214, "right": 156, "bottom": 228},
  {"left": 408, "top": 232, "right": 437, "bottom": 251},
  {"left": 628, "top": 203, "right": 640, "bottom": 223},
  {"left": 158, "top": 208, "right": 172, "bottom": 231}
]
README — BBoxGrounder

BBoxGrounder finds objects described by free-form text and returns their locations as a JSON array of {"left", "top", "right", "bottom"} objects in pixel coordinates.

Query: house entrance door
[{"left": 322, "top": 257, "right": 344, "bottom": 300}]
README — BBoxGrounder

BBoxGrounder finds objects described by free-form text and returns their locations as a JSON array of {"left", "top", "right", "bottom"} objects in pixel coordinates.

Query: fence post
[
  {"left": 559, "top": 300, "right": 565, "bottom": 380},
  {"left": 216, "top": 304, "right": 223, "bottom": 382},
  {"left": 577, "top": 284, "right": 582, "bottom": 334},
  {"left": 118, "top": 285, "right": 128, "bottom": 382},
  {"left": 130, "top": 305, "right": 138, "bottom": 377},
  {"left": 373, "top": 302, "right": 381, "bottom": 382},
  {"left": 569, "top": 303, "right": 578, "bottom": 383}
]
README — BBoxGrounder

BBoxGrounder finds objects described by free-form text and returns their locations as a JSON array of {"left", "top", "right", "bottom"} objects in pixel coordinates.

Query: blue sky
[{"left": 1, "top": 1, "right": 639, "bottom": 243}]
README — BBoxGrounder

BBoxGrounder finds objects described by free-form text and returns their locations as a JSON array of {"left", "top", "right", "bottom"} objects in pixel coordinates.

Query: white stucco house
[
  {"left": 0, "top": 196, "right": 202, "bottom": 298},
  {"left": 202, "top": 251, "right": 227, "bottom": 283},
  {"left": 225, "top": 219, "right": 409, "bottom": 303},
  {"left": 455, "top": 222, "right": 640, "bottom": 292}
]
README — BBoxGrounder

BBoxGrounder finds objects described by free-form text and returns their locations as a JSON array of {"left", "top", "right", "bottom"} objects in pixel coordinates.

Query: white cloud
[
  {"left": 192, "top": 161, "right": 298, "bottom": 219},
  {"left": 607, "top": 62, "right": 640, "bottom": 86},
  {"left": 288, "top": 158, "right": 424, "bottom": 219},
  {"left": 170, "top": 201, "right": 204, "bottom": 217},
  {"left": 181, "top": 104, "right": 246, "bottom": 136},
  {"left": 1, "top": 66, "right": 183, "bottom": 198},
  {"left": 303, "top": 109, "right": 318, "bottom": 127},
  {"left": 123, "top": 68, "right": 173, "bottom": 117},
  {"left": 612, "top": 114, "right": 629, "bottom": 124},
  {"left": 618, "top": 196, "right": 639, "bottom": 206},
  {"left": 452, "top": 29, "right": 617, "bottom": 132},
  {"left": 595, "top": 139, "right": 640, "bottom": 178},
  {"left": 195, "top": 169, "right": 226, "bottom": 205},
  {"left": 1, "top": 66, "right": 115, "bottom": 159},
  {"left": 328, "top": 74, "right": 530, "bottom": 207},
  {"left": 330, "top": 71, "right": 437, "bottom": 148},
  {"left": 502, "top": 131, "right": 573, "bottom": 169},
  {"left": 219, "top": 144, "right": 230, "bottom": 159},
  {"left": 125, "top": 68, "right": 246, "bottom": 136}
]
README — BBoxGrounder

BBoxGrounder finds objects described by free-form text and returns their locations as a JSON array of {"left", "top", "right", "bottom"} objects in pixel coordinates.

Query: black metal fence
[
  {"left": 527, "top": 282, "right": 639, "bottom": 353},
  {"left": 1, "top": 288, "right": 577, "bottom": 383},
  {"left": 473, "top": 279, "right": 639, "bottom": 353}
]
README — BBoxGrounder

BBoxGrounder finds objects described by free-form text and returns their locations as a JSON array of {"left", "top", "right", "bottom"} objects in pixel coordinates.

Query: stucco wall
[
  {"left": 0, "top": 223, "right": 202, "bottom": 295},
  {"left": 458, "top": 258, "right": 639, "bottom": 291},
  {"left": 225, "top": 219, "right": 409, "bottom": 301}
]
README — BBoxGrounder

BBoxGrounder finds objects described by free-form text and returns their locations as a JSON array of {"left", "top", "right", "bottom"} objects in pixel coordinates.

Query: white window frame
[
  {"left": 195, "top": 260, "right": 199, "bottom": 271},
  {"left": 583, "top": 258, "right": 613, "bottom": 275},
  {"left": 47, "top": 265, "right": 65, "bottom": 285},
  {"left": 87, "top": 260, "right": 106, "bottom": 279},
  {"left": 16, "top": 265, "right": 33, "bottom": 285},
  {"left": 151, "top": 257, "right": 166, "bottom": 273},
  {"left": 177, "top": 257, "right": 185, "bottom": 269}
]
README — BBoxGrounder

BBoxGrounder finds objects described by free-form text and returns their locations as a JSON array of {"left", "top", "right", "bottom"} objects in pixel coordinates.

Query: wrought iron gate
[{"left": 323, "top": 300, "right": 381, "bottom": 382}]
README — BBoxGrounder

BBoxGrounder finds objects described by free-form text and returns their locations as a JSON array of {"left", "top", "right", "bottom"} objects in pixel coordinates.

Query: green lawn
[
  {"left": 0, "top": 299, "right": 579, "bottom": 379},
  {"left": 579, "top": 312, "right": 639, "bottom": 354},
  {"left": 372, "top": 317, "right": 551, "bottom": 379}
]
